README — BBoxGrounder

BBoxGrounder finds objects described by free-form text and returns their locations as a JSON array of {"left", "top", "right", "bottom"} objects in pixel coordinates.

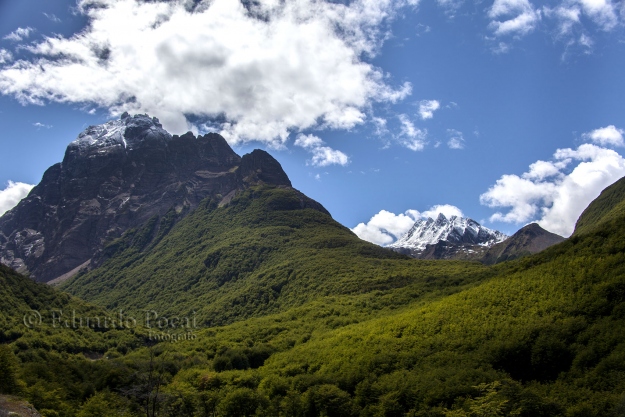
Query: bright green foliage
[
  {"left": 63, "top": 186, "right": 491, "bottom": 326},
  {"left": 573, "top": 176, "right": 625, "bottom": 235},
  {"left": 1, "top": 181, "right": 625, "bottom": 416},
  {"left": 76, "top": 391, "right": 135, "bottom": 417}
]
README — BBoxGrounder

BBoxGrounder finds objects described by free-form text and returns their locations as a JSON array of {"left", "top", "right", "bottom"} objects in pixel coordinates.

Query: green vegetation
[
  {"left": 573, "top": 176, "right": 625, "bottom": 236},
  {"left": 63, "top": 186, "right": 492, "bottom": 326},
  {"left": 1, "top": 179, "right": 625, "bottom": 416}
]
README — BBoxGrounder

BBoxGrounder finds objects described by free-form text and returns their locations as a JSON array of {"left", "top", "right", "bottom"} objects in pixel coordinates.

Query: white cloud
[
  {"left": 0, "top": 181, "right": 35, "bottom": 217},
  {"left": 43, "top": 13, "right": 62, "bottom": 23},
  {"left": 488, "top": 0, "right": 541, "bottom": 36},
  {"left": 447, "top": 129, "right": 465, "bottom": 149},
  {"left": 0, "top": 49, "right": 12, "bottom": 65},
  {"left": 3, "top": 27, "right": 34, "bottom": 42},
  {"left": 294, "top": 133, "right": 324, "bottom": 149},
  {"left": 543, "top": 0, "right": 621, "bottom": 49},
  {"left": 311, "top": 146, "right": 350, "bottom": 167},
  {"left": 398, "top": 114, "right": 427, "bottom": 151},
  {"left": 421, "top": 204, "right": 464, "bottom": 219},
  {"left": 0, "top": 0, "right": 415, "bottom": 146},
  {"left": 33, "top": 122, "right": 53, "bottom": 129},
  {"left": 577, "top": 0, "right": 619, "bottom": 30},
  {"left": 351, "top": 204, "right": 464, "bottom": 245},
  {"left": 480, "top": 142, "right": 625, "bottom": 237},
  {"left": 294, "top": 133, "right": 349, "bottom": 167},
  {"left": 418, "top": 99, "right": 440, "bottom": 120},
  {"left": 583, "top": 125, "right": 624, "bottom": 147}
]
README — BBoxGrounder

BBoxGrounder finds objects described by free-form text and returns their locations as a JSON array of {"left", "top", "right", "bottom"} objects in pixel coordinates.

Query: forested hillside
[{"left": 2, "top": 178, "right": 625, "bottom": 416}]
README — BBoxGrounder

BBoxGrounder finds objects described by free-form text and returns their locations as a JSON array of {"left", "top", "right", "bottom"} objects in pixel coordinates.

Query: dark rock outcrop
[
  {"left": 481, "top": 223, "right": 565, "bottom": 265},
  {"left": 0, "top": 114, "right": 317, "bottom": 282}
]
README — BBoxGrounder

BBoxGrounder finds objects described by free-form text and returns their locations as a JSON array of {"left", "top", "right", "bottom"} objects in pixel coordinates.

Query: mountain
[
  {"left": 0, "top": 113, "right": 296, "bottom": 283},
  {"left": 60, "top": 183, "right": 496, "bottom": 326},
  {"left": 573, "top": 175, "right": 625, "bottom": 236},
  {"left": 3, "top": 114, "right": 625, "bottom": 416},
  {"left": 481, "top": 223, "right": 565, "bottom": 265},
  {"left": 388, "top": 213, "right": 507, "bottom": 259}
]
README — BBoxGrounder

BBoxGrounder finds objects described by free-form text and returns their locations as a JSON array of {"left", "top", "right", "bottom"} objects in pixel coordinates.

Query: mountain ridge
[
  {"left": 0, "top": 114, "right": 316, "bottom": 282},
  {"left": 388, "top": 213, "right": 507, "bottom": 259},
  {"left": 481, "top": 222, "right": 565, "bottom": 264}
]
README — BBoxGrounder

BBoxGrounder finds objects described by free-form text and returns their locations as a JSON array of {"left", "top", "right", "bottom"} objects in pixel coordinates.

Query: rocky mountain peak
[
  {"left": 388, "top": 214, "right": 507, "bottom": 259},
  {"left": 0, "top": 114, "right": 308, "bottom": 282}
]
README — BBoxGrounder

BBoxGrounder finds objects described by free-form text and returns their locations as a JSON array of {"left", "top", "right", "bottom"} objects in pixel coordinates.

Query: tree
[{"left": 0, "top": 344, "right": 21, "bottom": 394}]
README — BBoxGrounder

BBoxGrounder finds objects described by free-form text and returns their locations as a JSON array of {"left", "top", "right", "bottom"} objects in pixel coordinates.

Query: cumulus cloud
[
  {"left": 583, "top": 125, "right": 624, "bottom": 147},
  {"left": 294, "top": 133, "right": 349, "bottom": 167},
  {"left": 418, "top": 99, "right": 440, "bottom": 120},
  {"left": 351, "top": 204, "right": 464, "bottom": 245},
  {"left": 398, "top": 114, "right": 427, "bottom": 151},
  {"left": 0, "top": 181, "right": 35, "bottom": 217},
  {"left": 488, "top": 0, "right": 541, "bottom": 36},
  {"left": 480, "top": 142, "right": 625, "bottom": 237},
  {"left": 3, "top": 27, "right": 34, "bottom": 42},
  {"left": 0, "top": 0, "right": 415, "bottom": 146}
]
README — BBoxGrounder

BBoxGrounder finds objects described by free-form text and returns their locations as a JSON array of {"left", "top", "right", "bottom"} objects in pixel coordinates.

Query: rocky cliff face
[{"left": 0, "top": 113, "right": 304, "bottom": 282}]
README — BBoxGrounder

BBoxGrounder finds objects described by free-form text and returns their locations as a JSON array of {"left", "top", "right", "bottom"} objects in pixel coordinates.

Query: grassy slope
[
  {"left": 7, "top": 178, "right": 625, "bottom": 416},
  {"left": 63, "top": 186, "right": 492, "bottom": 326},
  {"left": 144, "top": 207, "right": 625, "bottom": 416},
  {"left": 573, "top": 176, "right": 625, "bottom": 236}
]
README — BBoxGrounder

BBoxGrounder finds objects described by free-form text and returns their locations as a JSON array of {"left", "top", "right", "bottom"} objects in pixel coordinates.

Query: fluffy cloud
[
  {"left": 294, "top": 133, "right": 349, "bottom": 167},
  {"left": 418, "top": 99, "right": 440, "bottom": 120},
  {"left": 480, "top": 142, "right": 625, "bottom": 237},
  {"left": 398, "top": 114, "right": 427, "bottom": 151},
  {"left": 583, "top": 125, "right": 624, "bottom": 147},
  {"left": 351, "top": 204, "right": 464, "bottom": 245},
  {"left": 0, "top": 0, "right": 415, "bottom": 145},
  {"left": 3, "top": 27, "right": 34, "bottom": 42},
  {"left": 0, "top": 181, "right": 35, "bottom": 217},
  {"left": 488, "top": 0, "right": 541, "bottom": 36}
]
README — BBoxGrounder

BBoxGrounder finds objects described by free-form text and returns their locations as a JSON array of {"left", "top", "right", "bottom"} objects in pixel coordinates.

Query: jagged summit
[
  {"left": 388, "top": 213, "right": 507, "bottom": 259},
  {"left": 0, "top": 114, "right": 321, "bottom": 282}
]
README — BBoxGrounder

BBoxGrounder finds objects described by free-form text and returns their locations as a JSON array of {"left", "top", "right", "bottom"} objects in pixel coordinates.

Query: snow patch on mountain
[{"left": 388, "top": 213, "right": 507, "bottom": 251}]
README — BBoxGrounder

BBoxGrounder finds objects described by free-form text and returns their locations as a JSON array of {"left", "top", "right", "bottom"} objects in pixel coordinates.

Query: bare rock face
[{"left": 0, "top": 114, "right": 299, "bottom": 282}]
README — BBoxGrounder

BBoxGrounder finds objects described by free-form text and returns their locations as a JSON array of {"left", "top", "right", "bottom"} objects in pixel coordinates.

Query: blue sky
[{"left": 1, "top": 0, "right": 624, "bottom": 243}]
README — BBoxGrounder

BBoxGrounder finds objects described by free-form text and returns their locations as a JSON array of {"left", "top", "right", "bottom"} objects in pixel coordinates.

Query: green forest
[{"left": 2, "top": 180, "right": 625, "bottom": 417}]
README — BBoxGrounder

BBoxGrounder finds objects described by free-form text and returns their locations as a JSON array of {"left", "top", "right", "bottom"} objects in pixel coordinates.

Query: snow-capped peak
[
  {"left": 388, "top": 213, "right": 507, "bottom": 251},
  {"left": 68, "top": 113, "right": 171, "bottom": 155}
]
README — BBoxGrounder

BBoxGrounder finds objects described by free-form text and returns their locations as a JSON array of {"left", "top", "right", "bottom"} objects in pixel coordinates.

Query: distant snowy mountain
[{"left": 388, "top": 213, "right": 507, "bottom": 259}]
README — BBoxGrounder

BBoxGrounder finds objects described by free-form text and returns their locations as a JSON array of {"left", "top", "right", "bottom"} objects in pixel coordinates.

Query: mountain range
[
  {"left": 1, "top": 115, "right": 624, "bottom": 417},
  {"left": 388, "top": 213, "right": 564, "bottom": 263}
]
